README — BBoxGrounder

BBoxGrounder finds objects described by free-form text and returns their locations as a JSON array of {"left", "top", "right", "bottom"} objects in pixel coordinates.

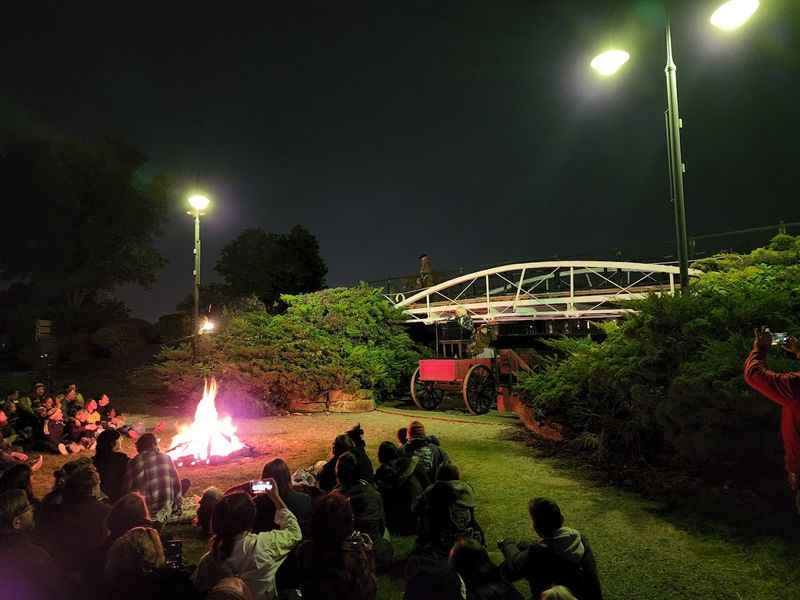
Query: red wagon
[{"left": 409, "top": 350, "right": 532, "bottom": 415}]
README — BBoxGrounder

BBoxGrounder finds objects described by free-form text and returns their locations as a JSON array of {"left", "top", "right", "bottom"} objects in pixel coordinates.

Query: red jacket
[{"left": 743, "top": 347, "right": 800, "bottom": 474}]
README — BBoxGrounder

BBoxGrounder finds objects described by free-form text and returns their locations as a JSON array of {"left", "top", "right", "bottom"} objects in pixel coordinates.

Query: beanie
[{"left": 407, "top": 420, "right": 426, "bottom": 440}]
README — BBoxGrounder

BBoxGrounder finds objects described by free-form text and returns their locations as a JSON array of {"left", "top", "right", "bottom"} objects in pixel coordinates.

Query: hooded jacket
[
  {"left": 499, "top": 527, "right": 602, "bottom": 600},
  {"left": 375, "top": 455, "right": 427, "bottom": 535},
  {"left": 413, "top": 480, "right": 484, "bottom": 557}
]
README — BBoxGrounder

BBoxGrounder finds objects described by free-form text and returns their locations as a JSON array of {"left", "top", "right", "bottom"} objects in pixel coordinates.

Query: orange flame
[{"left": 167, "top": 378, "right": 245, "bottom": 463}]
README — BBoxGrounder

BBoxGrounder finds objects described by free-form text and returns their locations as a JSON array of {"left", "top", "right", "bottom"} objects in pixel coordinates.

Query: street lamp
[
  {"left": 188, "top": 194, "right": 210, "bottom": 359},
  {"left": 590, "top": 0, "right": 759, "bottom": 292}
]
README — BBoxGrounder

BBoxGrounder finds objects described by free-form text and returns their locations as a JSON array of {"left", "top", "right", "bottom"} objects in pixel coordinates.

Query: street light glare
[
  {"left": 710, "top": 0, "right": 759, "bottom": 31},
  {"left": 590, "top": 50, "right": 630, "bottom": 76},
  {"left": 188, "top": 194, "right": 210, "bottom": 211}
]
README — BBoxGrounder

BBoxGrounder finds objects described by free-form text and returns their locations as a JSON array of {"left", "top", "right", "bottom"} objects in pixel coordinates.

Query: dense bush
[
  {"left": 519, "top": 235, "right": 800, "bottom": 476},
  {"left": 143, "top": 285, "right": 421, "bottom": 413}
]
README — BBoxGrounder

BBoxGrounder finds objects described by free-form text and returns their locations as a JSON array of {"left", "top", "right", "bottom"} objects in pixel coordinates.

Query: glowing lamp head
[
  {"left": 711, "top": 0, "right": 759, "bottom": 31},
  {"left": 590, "top": 50, "right": 630, "bottom": 77},
  {"left": 188, "top": 194, "right": 210, "bottom": 211},
  {"left": 199, "top": 318, "right": 215, "bottom": 335}
]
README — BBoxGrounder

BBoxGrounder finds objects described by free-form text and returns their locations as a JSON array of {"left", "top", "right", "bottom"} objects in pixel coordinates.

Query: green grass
[{"left": 32, "top": 406, "right": 800, "bottom": 599}]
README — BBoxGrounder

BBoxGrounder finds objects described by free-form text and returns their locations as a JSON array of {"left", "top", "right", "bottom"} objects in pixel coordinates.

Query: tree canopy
[
  {"left": 0, "top": 133, "right": 172, "bottom": 312},
  {"left": 215, "top": 225, "right": 327, "bottom": 311}
]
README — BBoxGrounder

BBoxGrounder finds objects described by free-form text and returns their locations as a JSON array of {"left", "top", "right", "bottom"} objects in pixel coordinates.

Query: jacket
[
  {"left": 193, "top": 507, "right": 302, "bottom": 600},
  {"left": 500, "top": 528, "right": 602, "bottom": 600},
  {"left": 375, "top": 455, "right": 427, "bottom": 535},
  {"left": 414, "top": 480, "right": 484, "bottom": 557},
  {"left": 403, "top": 437, "right": 449, "bottom": 481},
  {"left": 744, "top": 347, "right": 800, "bottom": 474}
]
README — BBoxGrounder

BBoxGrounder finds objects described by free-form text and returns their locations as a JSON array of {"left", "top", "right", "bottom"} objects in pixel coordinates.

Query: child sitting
[
  {"left": 83, "top": 399, "right": 102, "bottom": 432},
  {"left": 70, "top": 410, "right": 97, "bottom": 451}
]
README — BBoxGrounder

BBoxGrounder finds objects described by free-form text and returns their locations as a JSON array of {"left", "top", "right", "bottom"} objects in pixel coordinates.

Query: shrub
[
  {"left": 519, "top": 235, "right": 800, "bottom": 477},
  {"left": 142, "top": 285, "right": 421, "bottom": 412}
]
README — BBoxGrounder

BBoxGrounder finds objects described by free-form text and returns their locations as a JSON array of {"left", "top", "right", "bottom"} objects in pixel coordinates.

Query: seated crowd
[
  {"left": 0, "top": 408, "right": 603, "bottom": 600},
  {"left": 1, "top": 383, "right": 138, "bottom": 476}
]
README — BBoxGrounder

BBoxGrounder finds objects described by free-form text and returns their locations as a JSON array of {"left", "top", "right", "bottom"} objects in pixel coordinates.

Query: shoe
[
  {"left": 30, "top": 455, "right": 44, "bottom": 471},
  {"left": 57, "top": 443, "right": 68, "bottom": 456}
]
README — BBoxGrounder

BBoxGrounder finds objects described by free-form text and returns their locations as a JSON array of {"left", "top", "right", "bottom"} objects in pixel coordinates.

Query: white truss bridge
[{"left": 388, "top": 260, "right": 702, "bottom": 324}]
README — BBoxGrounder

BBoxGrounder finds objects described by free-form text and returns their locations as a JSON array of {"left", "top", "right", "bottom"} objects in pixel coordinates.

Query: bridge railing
[{"left": 387, "top": 261, "right": 702, "bottom": 324}]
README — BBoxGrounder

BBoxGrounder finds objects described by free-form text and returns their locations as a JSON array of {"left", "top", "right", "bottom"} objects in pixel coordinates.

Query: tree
[
  {"left": 215, "top": 225, "right": 327, "bottom": 310},
  {"left": 0, "top": 133, "right": 172, "bottom": 317}
]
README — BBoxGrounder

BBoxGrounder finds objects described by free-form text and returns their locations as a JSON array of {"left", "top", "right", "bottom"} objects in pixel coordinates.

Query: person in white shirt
[{"left": 193, "top": 478, "right": 302, "bottom": 600}]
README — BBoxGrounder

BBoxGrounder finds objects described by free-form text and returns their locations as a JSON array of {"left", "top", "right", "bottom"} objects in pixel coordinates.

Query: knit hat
[{"left": 407, "top": 420, "right": 426, "bottom": 440}]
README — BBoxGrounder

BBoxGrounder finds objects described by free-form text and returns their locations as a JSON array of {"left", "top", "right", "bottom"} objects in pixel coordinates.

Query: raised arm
[{"left": 744, "top": 328, "right": 800, "bottom": 408}]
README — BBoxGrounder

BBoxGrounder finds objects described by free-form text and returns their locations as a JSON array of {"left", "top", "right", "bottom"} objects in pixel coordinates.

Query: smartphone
[
  {"left": 250, "top": 479, "right": 273, "bottom": 494},
  {"left": 771, "top": 332, "right": 789, "bottom": 346},
  {"left": 164, "top": 540, "right": 183, "bottom": 569}
]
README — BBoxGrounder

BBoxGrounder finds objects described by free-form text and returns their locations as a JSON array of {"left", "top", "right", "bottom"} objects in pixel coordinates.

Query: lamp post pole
[
  {"left": 664, "top": 21, "right": 690, "bottom": 293},
  {"left": 192, "top": 208, "right": 201, "bottom": 360}
]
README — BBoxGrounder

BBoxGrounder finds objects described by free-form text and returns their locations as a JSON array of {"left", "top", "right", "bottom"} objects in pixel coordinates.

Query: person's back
[
  {"left": 123, "top": 434, "right": 181, "bottom": 522},
  {"left": 375, "top": 441, "right": 427, "bottom": 535},
  {"left": 403, "top": 421, "right": 448, "bottom": 481},
  {"left": 499, "top": 498, "right": 602, "bottom": 600},
  {"left": 296, "top": 491, "right": 377, "bottom": 600},
  {"left": 450, "top": 538, "right": 522, "bottom": 600},
  {"left": 93, "top": 429, "right": 130, "bottom": 503},
  {"left": 415, "top": 465, "right": 484, "bottom": 559}
]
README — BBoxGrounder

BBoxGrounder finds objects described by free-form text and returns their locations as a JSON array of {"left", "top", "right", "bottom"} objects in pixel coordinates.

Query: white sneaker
[{"left": 57, "top": 443, "right": 68, "bottom": 456}]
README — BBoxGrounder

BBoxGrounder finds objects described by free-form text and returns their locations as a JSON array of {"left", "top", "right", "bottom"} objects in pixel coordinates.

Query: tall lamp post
[
  {"left": 188, "top": 194, "right": 210, "bottom": 359},
  {"left": 590, "top": 0, "right": 760, "bottom": 292}
]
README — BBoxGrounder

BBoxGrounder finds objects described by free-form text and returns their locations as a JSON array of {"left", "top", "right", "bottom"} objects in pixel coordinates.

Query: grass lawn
[{"left": 31, "top": 404, "right": 800, "bottom": 599}]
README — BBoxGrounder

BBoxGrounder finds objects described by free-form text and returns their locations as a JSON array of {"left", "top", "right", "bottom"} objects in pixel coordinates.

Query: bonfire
[{"left": 167, "top": 378, "right": 250, "bottom": 466}]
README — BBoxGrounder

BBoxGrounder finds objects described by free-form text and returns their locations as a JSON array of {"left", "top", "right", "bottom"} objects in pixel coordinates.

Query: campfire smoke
[{"left": 167, "top": 378, "right": 246, "bottom": 466}]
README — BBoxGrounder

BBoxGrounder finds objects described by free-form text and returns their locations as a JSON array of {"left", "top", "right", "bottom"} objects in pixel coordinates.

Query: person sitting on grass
[
  {"left": 197, "top": 486, "right": 224, "bottom": 536},
  {"left": 3, "top": 399, "right": 36, "bottom": 449},
  {"left": 404, "top": 566, "right": 466, "bottom": 600},
  {"left": 403, "top": 420, "right": 449, "bottom": 482},
  {"left": 498, "top": 498, "right": 602, "bottom": 600},
  {"left": 63, "top": 386, "right": 84, "bottom": 418},
  {"left": 0, "top": 412, "right": 42, "bottom": 472},
  {"left": 83, "top": 398, "right": 102, "bottom": 431},
  {"left": 193, "top": 485, "right": 302, "bottom": 600},
  {"left": 450, "top": 537, "right": 523, "bottom": 600},
  {"left": 0, "top": 489, "right": 63, "bottom": 600},
  {"left": 296, "top": 491, "right": 377, "bottom": 600},
  {"left": 98, "top": 393, "right": 139, "bottom": 440},
  {"left": 409, "top": 463, "right": 484, "bottom": 576},
  {"left": 0, "top": 463, "right": 37, "bottom": 507},
  {"left": 93, "top": 428, "right": 131, "bottom": 502},
  {"left": 346, "top": 423, "right": 375, "bottom": 483},
  {"left": 107, "top": 491, "right": 154, "bottom": 545},
  {"left": 122, "top": 433, "right": 183, "bottom": 524},
  {"left": 106, "top": 526, "right": 199, "bottom": 600},
  {"left": 335, "top": 451, "right": 394, "bottom": 571},
  {"left": 375, "top": 440, "right": 429, "bottom": 536},
  {"left": 318, "top": 433, "right": 356, "bottom": 492}
]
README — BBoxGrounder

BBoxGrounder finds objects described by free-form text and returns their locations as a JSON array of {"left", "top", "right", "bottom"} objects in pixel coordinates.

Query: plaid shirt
[{"left": 123, "top": 450, "right": 182, "bottom": 520}]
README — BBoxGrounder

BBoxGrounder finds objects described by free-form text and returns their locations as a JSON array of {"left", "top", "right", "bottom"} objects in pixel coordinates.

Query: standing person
[
  {"left": 498, "top": 498, "right": 602, "bottom": 600},
  {"left": 93, "top": 429, "right": 130, "bottom": 502},
  {"left": 0, "top": 489, "right": 62, "bottom": 600},
  {"left": 193, "top": 485, "right": 302, "bottom": 600},
  {"left": 403, "top": 421, "right": 449, "bottom": 482},
  {"left": 122, "top": 433, "right": 183, "bottom": 523},
  {"left": 450, "top": 538, "right": 523, "bottom": 600},
  {"left": 744, "top": 327, "right": 800, "bottom": 513},
  {"left": 296, "top": 491, "right": 377, "bottom": 600}
]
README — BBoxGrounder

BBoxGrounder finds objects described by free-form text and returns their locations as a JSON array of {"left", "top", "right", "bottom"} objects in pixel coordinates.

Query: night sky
[{"left": 3, "top": 1, "right": 798, "bottom": 321}]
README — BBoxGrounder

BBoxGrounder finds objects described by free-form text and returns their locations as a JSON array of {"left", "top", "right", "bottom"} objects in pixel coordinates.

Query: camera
[
  {"left": 250, "top": 479, "right": 273, "bottom": 494},
  {"left": 164, "top": 540, "right": 183, "bottom": 569}
]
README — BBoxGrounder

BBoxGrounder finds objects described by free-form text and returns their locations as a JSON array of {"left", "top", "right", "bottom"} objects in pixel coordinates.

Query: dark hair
[
  {"left": 335, "top": 452, "right": 360, "bottom": 487},
  {"left": 0, "top": 463, "right": 34, "bottom": 504},
  {"left": 529, "top": 497, "right": 564, "bottom": 537},
  {"left": 405, "top": 567, "right": 463, "bottom": 600},
  {"left": 96, "top": 429, "right": 121, "bottom": 457},
  {"left": 261, "top": 458, "right": 291, "bottom": 497},
  {"left": 211, "top": 492, "right": 256, "bottom": 560},
  {"left": 449, "top": 538, "right": 497, "bottom": 586},
  {"left": 63, "top": 465, "right": 100, "bottom": 503},
  {"left": 378, "top": 441, "right": 398, "bottom": 465},
  {"left": 397, "top": 427, "right": 408, "bottom": 446},
  {"left": 0, "top": 489, "right": 30, "bottom": 529},
  {"left": 332, "top": 434, "right": 355, "bottom": 457},
  {"left": 346, "top": 424, "right": 366, "bottom": 448},
  {"left": 311, "top": 491, "right": 354, "bottom": 551},
  {"left": 107, "top": 492, "right": 150, "bottom": 540},
  {"left": 198, "top": 487, "right": 223, "bottom": 536},
  {"left": 136, "top": 433, "right": 158, "bottom": 453},
  {"left": 438, "top": 463, "right": 460, "bottom": 482}
]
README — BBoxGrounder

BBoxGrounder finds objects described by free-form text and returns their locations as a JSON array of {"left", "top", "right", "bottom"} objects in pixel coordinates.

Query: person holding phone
[
  {"left": 744, "top": 326, "right": 800, "bottom": 514},
  {"left": 193, "top": 480, "right": 302, "bottom": 600}
]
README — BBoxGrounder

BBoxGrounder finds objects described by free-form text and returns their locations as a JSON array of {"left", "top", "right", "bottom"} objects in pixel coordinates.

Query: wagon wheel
[
  {"left": 410, "top": 367, "right": 444, "bottom": 411},
  {"left": 462, "top": 364, "right": 496, "bottom": 415}
]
